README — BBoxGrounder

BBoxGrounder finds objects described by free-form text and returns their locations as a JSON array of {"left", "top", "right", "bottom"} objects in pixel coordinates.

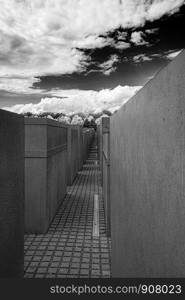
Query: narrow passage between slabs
[{"left": 24, "top": 138, "right": 111, "bottom": 278}]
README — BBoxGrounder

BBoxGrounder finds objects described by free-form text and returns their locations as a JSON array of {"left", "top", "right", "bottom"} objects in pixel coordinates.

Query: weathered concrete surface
[
  {"left": 0, "top": 109, "right": 24, "bottom": 277},
  {"left": 25, "top": 118, "right": 67, "bottom": 233},
  {"left": 98, "top": 125, "right": 103, "bottom": 186},
  {"left": 97, "top": 125, "right": 101, "bottom": 166},
  {"left": 82, "top": 128, "right": 94, "bottom": 163},
  {"left": 100, "top": 117, "right": 111, "bottom": 236},
  {"left": 77, "top": 126, "right": 84, "bottom": 170},
  {"left": 110, "top": 50, "right": 185, "bottom": 277},
  {"left": 67, "top": 126, "right": 79, "bottom": 185},
  {"left": 67, "top": 126, "right": 94, "bottom": 185}
]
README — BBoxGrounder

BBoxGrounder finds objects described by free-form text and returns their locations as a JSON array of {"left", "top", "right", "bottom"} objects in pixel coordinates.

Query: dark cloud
[{"left": 34, "top": 4, "right": 185, "bottom": 92}]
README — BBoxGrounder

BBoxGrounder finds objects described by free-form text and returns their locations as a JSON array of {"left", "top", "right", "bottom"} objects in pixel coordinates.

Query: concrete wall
[
  {"left": 0, "top": 109, "right": 24, "bottom": 277},
  {"left": 67, "top": 125, "right": 80, "bottom": 185},
  {"left": 100, "top": 117, "right": 111, "bottom": 236},
  {"left": 97, "top": 125, "right": 103, "bottom": 185},
  {"left": 77, "top": 126, "right": 84, "bottom": 170},
  {"left": 110, "top": 50, "right": 185, "bottom": 277},
  {"left": 82, "top": 128, "right": 94, "bottom": 163},
  {"left": 67, "top": 126, "right": 94, "bottom": 185},
  {"left": 25, "top": 118, "right": 67, "bottom": 233},
  {"left": 97, "top": 125, "right": 101, "bottom": 166}
]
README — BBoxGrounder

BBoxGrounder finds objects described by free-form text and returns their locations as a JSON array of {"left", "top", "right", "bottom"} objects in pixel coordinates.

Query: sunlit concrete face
[
  {"left": 24, "top": 118, "right": 68, "bottom": 234},
  {"left": 110, "top": 50, "right": 185, "bottom": 277}
]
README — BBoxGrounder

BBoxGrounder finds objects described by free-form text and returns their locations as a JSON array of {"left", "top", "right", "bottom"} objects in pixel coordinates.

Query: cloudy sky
[{"left": 0, "top": 0, "right": 185, "bottom": 115}]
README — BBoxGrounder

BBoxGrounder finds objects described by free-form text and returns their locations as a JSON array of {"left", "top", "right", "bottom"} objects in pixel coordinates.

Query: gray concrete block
[
  {"left": 110, "top": 50, "right": 185, "bottom": 277},
  {"left": 0, "top": 109, "right": 24, "bottom": 277},
  {"left": 100, "top": 117, "right": 111, "bottom": 236},
  {"left": 25, "top": 118, "right": 67, "bottom": 233}
]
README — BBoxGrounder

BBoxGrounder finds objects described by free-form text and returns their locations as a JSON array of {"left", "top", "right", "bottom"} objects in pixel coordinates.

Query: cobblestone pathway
[{"left": 24, "top": 139, "right": 111, "bottom": 278}]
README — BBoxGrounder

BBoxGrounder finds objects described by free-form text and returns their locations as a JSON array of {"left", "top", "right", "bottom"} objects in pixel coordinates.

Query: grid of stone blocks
[{"left": 24, "top": 142, "right": 111, "bottom": 278}]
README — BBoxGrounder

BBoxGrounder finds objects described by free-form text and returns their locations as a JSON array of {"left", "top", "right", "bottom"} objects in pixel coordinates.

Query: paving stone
[
  {"left": 48, "top": 246, "right": 55, "bottom": 250},
  {"left": 91, "top": 270, "right": 101, "bottom": 276},
  {"left": 81, "top": 263, "right": 89, "bottom": 269},
  {"left": 62, "top": 257, "right": 71, "bottom": 262},
  {"left": 71, "top": 263, "right": 80, "bottom": 269},
  {"left": 102, "top": 270, "right": 111, "bottom": 276},
  {"left": 58, "top": 268, "right": 68, "bottom": 274},
  {"left": 39, "top": 262, "right": 50, "bottom": 267},
  {"left": 52, "top": 257, "right": 61, "bottom": 262},
  {"left": 48, "top": 267, "right": 58, "bottom": 273},
  {"left": 26, "top": 266, "right": 37, "bottom": 273},
  {"left": 61, "top": 262, "right": 70, "bottom": 268},
  {"left": 50, "top": 262, "right": 60, "bottom": 267},
  {"left": 26, "top": 251, "right": 35, "bottom": 255},
  {"left": 81, "top": 258, "right": 90, "bottom": 263},
  {"left": 102, "top": 264, "right": 110, "bottom": 270},
  {"left": 63, "top": 252, "right": 72, "bottom": 257},
  {"left": 35, "top": 274, "right": 45, "bottom": 278},
  {"left": 24, "top": 256, "right": 32, "bottom": 262},
  {"left": 46, "top": 274, "right": 55, "bottom": 278},
  {"left": 92, "top": 264, "right": 100, "bottom": 270},
  {"left": 102, "top": 259, "right": 109, "bottom": 263},
  {"left": 72, "top": 257, "right": 81, "bottom": 263},
  {"left": 73, "top": 252, "right": 81, "bottom": 257},
  {"left": 70, "top": 269, "right": 79, "bottom": 275},
  {"left": 37, "top": 267, "right": 47, "bottom": 273},
  {"left": 29, "top": 262, "right": 39, "bottom": 267},
  {"left": 80, "top": 269, "right": 89, "bottom": 275}
]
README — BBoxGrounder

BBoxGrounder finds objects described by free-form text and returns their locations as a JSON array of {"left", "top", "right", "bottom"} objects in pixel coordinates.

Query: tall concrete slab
[
  {"left": 82, "top": 128, "right": 94, "bottom": 163},
  {"left": 67, "top": 125, "right": 79, "bottom": 185},
  {"left": 67, "top": 126, "right": 94, "bottom": 185},
  {"left": 110, "top": 50, "right": 185, "bottom": 277},
  {"left": 0, "top": 109, "right": 24, "bottom": 277},
  {"left": 100, "top": 117, "right": 111, "bottom": 236},
  {"left": 25, "top": 118, "right": 67, "bottom": 233}
]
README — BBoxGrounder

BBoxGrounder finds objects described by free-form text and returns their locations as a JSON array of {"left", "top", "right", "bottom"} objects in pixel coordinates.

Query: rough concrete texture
[
  {"left": 25, "top": 118, "right": 67, "bottom": 233},
  {"left": 0, "top": 109, "right": 24, "bottom": 277},
  {"left": 67, "top": 126, "right": 94, "bottom": 185},
  {"left": 67, "top": 126, "right": 79, "bottom": 185},
  {"left": 100, "top": 117, "right": 111, "bottom": 237},
  {"left": 77, "top": 126, "right": 84, "bottom": 170},
  {"left": 82, "top": 128, "right": 94, "bottom": 163},
  {"left": 110, "top": 50, "right": 185, "bottom": 277}
]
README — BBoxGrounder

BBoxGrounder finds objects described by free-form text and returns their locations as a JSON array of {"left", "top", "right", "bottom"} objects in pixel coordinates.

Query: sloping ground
[{"left": 24, "top": 139, "right": 111, "bottom": 278}]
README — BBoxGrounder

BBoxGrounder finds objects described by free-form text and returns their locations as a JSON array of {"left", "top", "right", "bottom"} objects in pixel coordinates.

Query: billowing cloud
[
  {"left": 132, "top": 49, "right": 183, "bottom": 63},
  {"left": 0, "top": 0, "right": 184, "bottom": 87},
  {"left": 165, "top": 50, "right": 182, "bottom": 59},
  {"left": 133, "top": 54, "right": 153, "bottom": 63},
  {"left": 145, "top": 28, "right": 159, "bottom": 34},
  {"left": 3, "top": 85, "right": 141, "bottom": 115},
  {"left": 99, "top": 54, "right": 119, "bottom": 75},
  {"left": 115, "top": 41, "right": 130, "bottom": 50},
  {"left": 146, "top": 0, "right": 184, "bottom": 21},
  {"left": 0, "top": 77, "right": 43, "bottom": 94},
  {"left": 130, "top": 31, "right": 148, "bottom": 46}
]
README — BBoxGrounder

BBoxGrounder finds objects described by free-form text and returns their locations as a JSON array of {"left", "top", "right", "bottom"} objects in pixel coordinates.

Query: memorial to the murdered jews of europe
[{"left": 1, "top": 1, "right": 185, "bottom": 283}]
